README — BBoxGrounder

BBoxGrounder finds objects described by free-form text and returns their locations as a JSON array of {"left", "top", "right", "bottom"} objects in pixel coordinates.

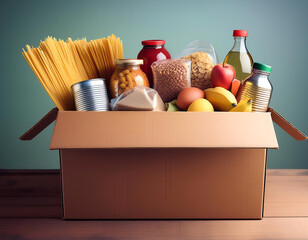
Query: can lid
[
  {"left": 115, "top": 59, "right": 143, "bottom": 66},
  {"left": 141, "top": 40, "right": 165, "bottom": 46},
  {"left": 71, "top": 78, "right": 106, "bottom": 90},
  {"left": 233, "top": 30, "right": 248, "bottom": 37},
  {"left": 253, "top": 62, "right": 272, "bottom": 73}
]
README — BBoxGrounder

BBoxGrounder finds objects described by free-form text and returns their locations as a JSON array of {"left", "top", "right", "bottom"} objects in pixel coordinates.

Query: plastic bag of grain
[
  {"left": 177, "top": 40, "right": 218, "bottom": 90},
  {"left": 151, "top": 59, "right": 191, "bottom": 102},
  {"left": 110, "top": 86, "right": 166, "bottom": 111}
]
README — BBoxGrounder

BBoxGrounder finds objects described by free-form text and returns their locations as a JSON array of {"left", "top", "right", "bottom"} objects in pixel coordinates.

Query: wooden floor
[{"left": 0, "top": 169, "right": 308, "bottom": 240}]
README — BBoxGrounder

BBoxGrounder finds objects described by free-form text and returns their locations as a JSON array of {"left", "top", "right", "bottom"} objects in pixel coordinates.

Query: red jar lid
[
  {"left": 233, "top": 30, "right": 248, "bottom": 37},
  {"left": 142, "top": 40, "right": 166, "bottom": 46}
]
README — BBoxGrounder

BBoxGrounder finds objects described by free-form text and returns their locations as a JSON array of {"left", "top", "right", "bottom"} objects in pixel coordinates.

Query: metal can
[
  {"left": 237, "top": 62, "right": 272, "bottom": 112},
  {"left": 71, "top": 78, "right": 109, "bottom": 111}
]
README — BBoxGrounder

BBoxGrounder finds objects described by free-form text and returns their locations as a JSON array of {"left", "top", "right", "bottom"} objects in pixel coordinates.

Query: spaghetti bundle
[{"left": 22, "top": 35, "right": 123, "bottom": 110}]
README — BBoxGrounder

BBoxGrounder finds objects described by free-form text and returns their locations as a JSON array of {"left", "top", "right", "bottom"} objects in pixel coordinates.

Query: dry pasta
[{"left": 22, "top": 35, "right": 123, "bottom": 110}]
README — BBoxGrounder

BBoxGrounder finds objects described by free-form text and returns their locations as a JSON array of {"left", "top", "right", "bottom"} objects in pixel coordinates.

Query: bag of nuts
[
  {"left": 177, "top": 41, "right": 218, "bottom": 90},
  {"left": 151, "top": 59, "right": 191, "bottom": 102}
]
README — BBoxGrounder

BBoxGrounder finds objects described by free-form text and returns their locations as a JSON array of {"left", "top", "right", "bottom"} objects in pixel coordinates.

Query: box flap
[
  {"left": 268, "top": 107, "right": 307, "bottom": 141},
  {"left": 20, "top": 108, "right": 58, "bottom": 141},
  {"left": 50, "top": 111, "right": 279, "bottom": 149}
]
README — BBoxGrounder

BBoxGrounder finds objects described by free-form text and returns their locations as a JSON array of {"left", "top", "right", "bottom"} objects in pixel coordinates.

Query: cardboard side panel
[
  {"left": 59, "top": 150, "right": 65, "bottom": 219},
  {"left": 261, "top": 149, "right": 268, "bottom": 218},
  {"left": 50, "top": 112, "right": 278, "bottom": 149},
  {"left": 61, "top": 148, "right": 266, "bottom": 219},
  {"left": 268, "top": 107, "right": 307, "bottom": 141},
  {"left": 20, "top": 108, "right": 58, "bottom": 141}
]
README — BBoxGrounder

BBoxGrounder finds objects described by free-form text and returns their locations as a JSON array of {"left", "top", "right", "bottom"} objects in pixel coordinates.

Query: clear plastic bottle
[
  {"left": 237, "top": 62, "right": 272, "bottom": 112},
  {"left": 223, "top": 30, "right": 253, "bottom": 81}
]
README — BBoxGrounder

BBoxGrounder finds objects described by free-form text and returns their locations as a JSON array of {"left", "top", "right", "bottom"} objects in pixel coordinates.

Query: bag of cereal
[{"left": 177, "top": 41, "right": 218, "bottom": 90}]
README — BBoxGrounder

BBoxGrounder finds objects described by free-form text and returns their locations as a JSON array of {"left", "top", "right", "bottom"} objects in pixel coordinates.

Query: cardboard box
[{"left": 20, "top": 108, "right": 306, "bottom": 219}]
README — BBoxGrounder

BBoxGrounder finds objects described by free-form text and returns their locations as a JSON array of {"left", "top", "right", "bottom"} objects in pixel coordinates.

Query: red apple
[{"left": 210, "top": 63, "right": 236, "bottom": 90}]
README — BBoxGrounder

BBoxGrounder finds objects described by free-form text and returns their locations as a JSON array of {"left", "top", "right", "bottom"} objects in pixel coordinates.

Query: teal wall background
[{"left": 0, "top": 0, "right": 307, "bottom": 169}]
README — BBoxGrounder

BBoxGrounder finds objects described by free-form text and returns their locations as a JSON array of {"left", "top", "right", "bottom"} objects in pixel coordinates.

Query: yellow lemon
[{"left": 187, "top": 99, "right": 214, "bottom": 112}]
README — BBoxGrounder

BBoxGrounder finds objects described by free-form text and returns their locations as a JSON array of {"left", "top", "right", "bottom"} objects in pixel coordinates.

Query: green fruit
[{"left": 165, "top": 100, "right": 181, "bottom": 112}]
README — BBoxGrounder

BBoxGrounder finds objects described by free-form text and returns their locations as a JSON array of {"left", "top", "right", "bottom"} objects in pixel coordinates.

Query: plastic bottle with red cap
[
  {"left": 137, "top": 40, "right": 171, "bottom": 88},
  {"left": 223, "top": 30, "right": 253, "bottom": 81}
]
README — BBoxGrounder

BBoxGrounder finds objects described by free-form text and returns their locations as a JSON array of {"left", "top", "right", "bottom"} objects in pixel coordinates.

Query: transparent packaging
[
  {"left": 177, "top": 40, "right": 218, "bottom": 64},
  {"left": 151, "top": 59, "right": 191, "bottom": 102},
  {"left": 110, "top": 86, "right": 166, "bottom": 111},
  {"left": 110, "top": 59, "right": 149, "bottom": 98},
  {"left": 177, "top": 40, "right": 218, "bottom": 90}
]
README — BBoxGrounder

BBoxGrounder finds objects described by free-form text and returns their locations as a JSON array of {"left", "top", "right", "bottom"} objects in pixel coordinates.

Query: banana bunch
[
  {"left": 204, "top": 87, "right": 252, "bottom": 112},
  {"left": 229, "top": 99, "right": 252, "bottom": 112},
  {"left": 204, "top": 87, "right": 237, "bottom": 111}
]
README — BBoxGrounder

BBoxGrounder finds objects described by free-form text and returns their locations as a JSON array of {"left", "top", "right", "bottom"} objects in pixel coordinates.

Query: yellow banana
[
  {"left": 204, "top": 87, "right": 237, "bottom": 111},
  {"left": 229, "top": 99, "right": 252, "bottom": 112}
]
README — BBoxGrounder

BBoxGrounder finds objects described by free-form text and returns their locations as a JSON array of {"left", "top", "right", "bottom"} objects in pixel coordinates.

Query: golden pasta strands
[{"left": 22, "top": 35, "right": 123, "bottom": 110}]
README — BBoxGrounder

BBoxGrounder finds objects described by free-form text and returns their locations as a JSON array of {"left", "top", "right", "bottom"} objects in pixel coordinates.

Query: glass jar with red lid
[{"left": 137, "top": 40, "right": 171, "bottom": 88}]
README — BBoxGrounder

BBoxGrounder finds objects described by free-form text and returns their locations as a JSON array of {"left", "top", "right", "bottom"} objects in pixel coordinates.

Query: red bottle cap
[
  {"left": 233, "top": 30, "right": 248, "bottom": 37},
  {"left": 142, "top": 40, "right": 166, "bottom": 46}
]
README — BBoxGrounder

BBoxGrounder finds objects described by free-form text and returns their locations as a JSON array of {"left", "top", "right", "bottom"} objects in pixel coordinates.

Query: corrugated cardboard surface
[
  {"left": 268, "top": 107, "right": 307, "bottom": 141},
  {"left": 50, "top": 111, "right": 278, "bottom": 149},
  {"left": 19, "top": 108, "right": 58, "bottom": 141},
  {"left": 61, "top": 148, "right": 266, "bottom": 219}
]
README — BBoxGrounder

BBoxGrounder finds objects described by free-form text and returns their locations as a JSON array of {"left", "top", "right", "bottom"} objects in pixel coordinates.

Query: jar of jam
[
  {"left": 110, "top": 59, "right": 149, "bottom": 98},
  {"left": 137, "top": 40, "right": 171, "bottom": 87}
]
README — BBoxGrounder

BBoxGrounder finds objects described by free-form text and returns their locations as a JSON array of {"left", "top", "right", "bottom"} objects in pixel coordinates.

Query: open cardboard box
[{"left": 20, "top": 108, "right": 306, "bottom": 219}]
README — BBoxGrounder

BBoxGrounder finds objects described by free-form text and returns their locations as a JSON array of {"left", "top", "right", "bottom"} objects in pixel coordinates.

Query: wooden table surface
[{"left": 1, "top": 169, "right": 308, "bottom": 240}]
